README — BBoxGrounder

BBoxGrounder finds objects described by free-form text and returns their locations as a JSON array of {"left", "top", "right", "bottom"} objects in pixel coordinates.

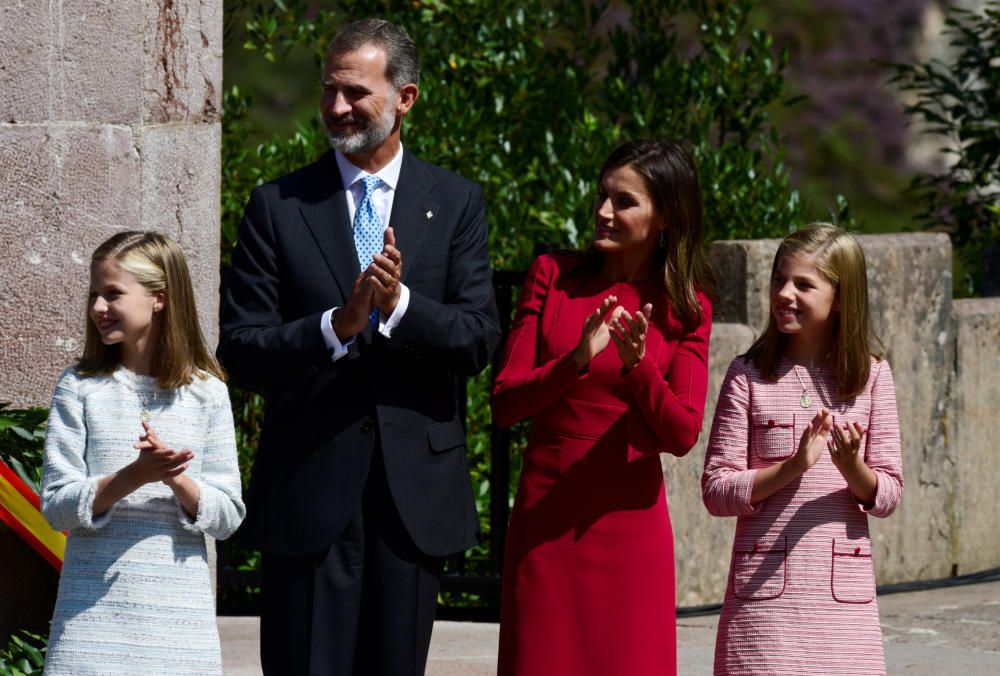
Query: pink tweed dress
[{"left": 702, "top": 356, "right": 903, "bottom": 675}]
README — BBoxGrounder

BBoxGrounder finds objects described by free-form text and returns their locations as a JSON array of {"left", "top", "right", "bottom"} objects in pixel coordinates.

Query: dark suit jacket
[{"left": 218, "top": 149, "right": 501, "bottom": 558}]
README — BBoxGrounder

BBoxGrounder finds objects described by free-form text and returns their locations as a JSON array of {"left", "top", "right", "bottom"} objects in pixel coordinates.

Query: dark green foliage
[
  {"left": 748, "top": 1, "right": 928, "bottom": 236},
  {"left": 0, "top": 630, "right": 47, "bottom": 676},
  {"left": 889, "top": 2, "right": 1000, "bottom": 296},
  {"left": 221, "top": 0, "right": 808, "bottom": 604},
  {"left": 223, "top": 0, "right": 803, "bottom": 266},
  {"left": 0, "top": 404, "right": 48, "bottom": 495},
  {"left": 0, "top": 411, "right": 51, "bottom": 671}
]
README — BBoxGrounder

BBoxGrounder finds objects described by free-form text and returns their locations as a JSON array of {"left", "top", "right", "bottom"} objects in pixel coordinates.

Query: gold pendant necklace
[
  {"left": 792, "top": 365, "right": 812, "bottom": 409},
  {"left": 137, "top": 390, "right": 157, "bottom": 423}
]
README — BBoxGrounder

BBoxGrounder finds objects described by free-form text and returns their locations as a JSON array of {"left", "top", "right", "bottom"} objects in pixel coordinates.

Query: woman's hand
[
  {"left": 134, "top": 422, "right": 202, "bottom": 518},
  {"left": 828, "top": 421, "right": 865, "bottom": 473},
  {"left": 609, "top": 303, "right": 652, "bottom": 371},
  {"left": 128, "top": 421, "right": 193, "bottom": 485},
  {"left": 92, "top": 422, "right": 193, "bottom": 517},
  {"left": 572, "top": 295, "right": 617, "bottom": 370},
  {"left": 751, "top": 408, "right": 833, "bottom": 506},
  {"left": 788, "top": 408, "right": 833, "bottom": 474},
  {"left": 828, "top": 419, "right": 878, "bottom": 506}
]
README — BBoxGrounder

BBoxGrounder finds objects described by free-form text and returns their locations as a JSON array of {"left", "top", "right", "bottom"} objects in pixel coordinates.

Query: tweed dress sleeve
[
  {"left": 701, "top": 358, "right": 764, "bottom": 517},
  {"left": 174, "top": 378, "right": 246, "bottom": 540},
  {"left": 623, "top": 292, "right": 713, "bottom": 458},
  {"left": 857, "top": 359, "right": 904, "bottom": 517},
  {"left": 41, "top": 369, "right": 120, "bottom": 531},
  {"left": 492, "top": 255, "right": 584, "bottom": 428}
]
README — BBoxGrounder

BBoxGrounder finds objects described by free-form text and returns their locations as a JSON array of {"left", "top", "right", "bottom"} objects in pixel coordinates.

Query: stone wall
[
  {"left": 951, "top": 299, "right": 1000, "bottom": 575},
  {"left": 667, "top": 234, "right": 999, "bottom": 606},
  {"left": 0, "top": 0, "right": 222, "bottom": 409}
]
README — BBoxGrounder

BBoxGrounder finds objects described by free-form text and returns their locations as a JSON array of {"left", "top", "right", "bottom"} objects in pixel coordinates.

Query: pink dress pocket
[
  {"left": 732, "top": 535, "right": 787, "bottom": 601},
  {"left": 751, "top": 413, "right": 796, "bottom": 462},
  {"left": 831, "top": 537, "right": 876, "bottom": 603}
]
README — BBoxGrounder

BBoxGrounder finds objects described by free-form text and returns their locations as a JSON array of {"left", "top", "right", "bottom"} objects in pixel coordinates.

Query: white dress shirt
[{"left": 320, "top": 145, "right": 411, "bottom": 360}]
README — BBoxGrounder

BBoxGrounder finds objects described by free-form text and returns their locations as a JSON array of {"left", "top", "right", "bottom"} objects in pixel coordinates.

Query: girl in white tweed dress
[
  {"left": 40, "top": 231, "right": 245, "bottom": 675},
  {"left": 702, "top": 224, "right": 903, "bottom": 675}
]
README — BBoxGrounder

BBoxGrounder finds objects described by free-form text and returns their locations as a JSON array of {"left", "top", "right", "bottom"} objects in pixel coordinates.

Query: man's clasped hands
[{"left": 333, "top": 227, "right": 404, "bottom": 339}]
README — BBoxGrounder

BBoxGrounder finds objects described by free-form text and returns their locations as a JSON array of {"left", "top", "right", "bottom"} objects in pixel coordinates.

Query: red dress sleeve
[
  {"left": 491, "top": 255, "right": 583, "bottom": 428},
  {"left": 622, "top": 292, "right": 713, "bottom": 459}
]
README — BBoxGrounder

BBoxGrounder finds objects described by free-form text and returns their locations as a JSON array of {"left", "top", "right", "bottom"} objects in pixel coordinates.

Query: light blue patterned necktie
[
  {"left": 354, "top": 175, "right": 384, "bottom": 270},
  {"left": 354, "top": 175, "right": 383, "bottom": 332}
]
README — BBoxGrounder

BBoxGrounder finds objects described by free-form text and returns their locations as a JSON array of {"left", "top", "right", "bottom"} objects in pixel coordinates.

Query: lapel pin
[{"left": 425, "top": 210, "right": 434, "bottom": 219}]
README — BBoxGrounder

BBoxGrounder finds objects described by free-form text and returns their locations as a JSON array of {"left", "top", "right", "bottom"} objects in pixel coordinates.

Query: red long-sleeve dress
[{"left": 493, "top": 252, "right": 713, "bottom": 676}]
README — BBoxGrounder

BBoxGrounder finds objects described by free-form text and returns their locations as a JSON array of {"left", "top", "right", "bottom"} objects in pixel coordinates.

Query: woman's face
[
  {"left": 89, "top": 260, "right": 162, "bottom": 349},
  {"left": 770, "top": 252, "right": 839, "bottom": 341},
  {"left": 592, "top": 164, "right": 663, "bottom": 258}
]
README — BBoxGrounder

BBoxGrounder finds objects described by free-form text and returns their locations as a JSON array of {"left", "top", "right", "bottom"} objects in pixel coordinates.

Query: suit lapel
[
  {"left": 390, "top": 150, "right": 439, "bottom": 284},
  {"left": 299, "top": 152, "right": 359, "bottom": 303}
]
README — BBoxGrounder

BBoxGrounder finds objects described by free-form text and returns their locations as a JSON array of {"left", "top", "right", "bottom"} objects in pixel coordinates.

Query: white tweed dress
[{"left": 40, "top": 366, "right": 245, "bottom": 675}]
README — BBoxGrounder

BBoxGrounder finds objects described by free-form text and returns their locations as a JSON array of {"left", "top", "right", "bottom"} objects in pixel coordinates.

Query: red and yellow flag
[{"left": 0, "top": 459, "right": 65, "bottom": 571}]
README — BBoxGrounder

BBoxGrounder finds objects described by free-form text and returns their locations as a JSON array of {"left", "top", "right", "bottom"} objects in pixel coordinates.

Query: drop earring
[{"left": 658, "top": 229, "right": 666, "bottom": 248}]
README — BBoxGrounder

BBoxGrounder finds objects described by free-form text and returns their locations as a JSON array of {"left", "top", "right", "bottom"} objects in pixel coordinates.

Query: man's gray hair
[{"left": 326, "top": 18, "right": 419, "bottom": 90}]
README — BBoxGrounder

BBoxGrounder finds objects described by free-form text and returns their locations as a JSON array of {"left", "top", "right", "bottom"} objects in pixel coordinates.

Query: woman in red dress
[{"left": 493, "top": 139, "right": 715, "bottom": 675}]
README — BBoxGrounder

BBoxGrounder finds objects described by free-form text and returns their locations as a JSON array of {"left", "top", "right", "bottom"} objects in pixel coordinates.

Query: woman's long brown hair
[{"left": 585, "top": 139, "right": 715, "bottom": 330}]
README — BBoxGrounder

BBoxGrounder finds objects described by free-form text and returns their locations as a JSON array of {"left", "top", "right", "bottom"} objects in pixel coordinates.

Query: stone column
[
  {"left": 951, "top": 299, "right": 1000, "bottom": 574},
  {"left": 0, "top": 0, "right": 222, "bottom": 408},
  {"left": 0, "top": 0, "right": 222, "bottom": 642}
]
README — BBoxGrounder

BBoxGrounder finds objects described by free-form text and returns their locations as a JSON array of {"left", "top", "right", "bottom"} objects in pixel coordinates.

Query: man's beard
[{"left": 325, "top": 95, "right": 398, "bottom": 155}]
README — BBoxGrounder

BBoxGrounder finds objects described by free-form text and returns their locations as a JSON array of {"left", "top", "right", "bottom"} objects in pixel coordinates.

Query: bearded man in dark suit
[{"left": 218, "top": 18, "right": 500, "bottom": 675}]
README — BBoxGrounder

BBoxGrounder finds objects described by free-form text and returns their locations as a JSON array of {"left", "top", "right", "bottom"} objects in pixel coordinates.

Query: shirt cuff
[
  {"left": 320, "top": 308, "right": 354, "bottom": 361},
  {"left": 378, "top": 283, "right": 410, "bottom": 338}
]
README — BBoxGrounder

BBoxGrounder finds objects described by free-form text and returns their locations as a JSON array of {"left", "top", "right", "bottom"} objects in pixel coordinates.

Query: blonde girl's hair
[
  {"left": 743, "top": 222, "right": 883, "bottom": 399},
  {"left": 78, "top": 231, "right": 226, "bottom": 388}
]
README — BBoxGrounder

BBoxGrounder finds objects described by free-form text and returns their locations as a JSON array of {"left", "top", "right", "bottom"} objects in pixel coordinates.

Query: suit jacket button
[{"left": 361, "top": 419, "right": 375, "bottom": 433}]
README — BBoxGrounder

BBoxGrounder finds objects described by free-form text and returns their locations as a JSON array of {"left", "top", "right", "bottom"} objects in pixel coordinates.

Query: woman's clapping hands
[
  {"left": 572, "top": 297, "right": 654, "bottom": 372},
  {"left": 573, "top": 295, "right": 617, "bottom": 371},
  {"left": 609, "top": 303, "right": 652, "bottom": 371},
  {"left": 130, "top": 421, "right": 193, "bottom": 486}
]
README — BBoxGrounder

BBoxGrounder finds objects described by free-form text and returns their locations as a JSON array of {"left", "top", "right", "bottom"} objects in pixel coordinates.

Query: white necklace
[
  {"left": 136, "top": 389, "right": 157, "bottom": 423},
  {"left": 792, "top": 365, "right": 812, "bottom": 409}
]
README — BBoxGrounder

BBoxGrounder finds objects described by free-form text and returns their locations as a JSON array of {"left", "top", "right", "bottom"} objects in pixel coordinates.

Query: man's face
[{"left": 321, "top": 44, "right": 399, "bottom": 155}]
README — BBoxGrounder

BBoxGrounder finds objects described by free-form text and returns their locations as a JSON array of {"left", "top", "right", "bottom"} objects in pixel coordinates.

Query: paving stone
[{"left": 217, "top": 580, "right": 1000, "bottom": 675}]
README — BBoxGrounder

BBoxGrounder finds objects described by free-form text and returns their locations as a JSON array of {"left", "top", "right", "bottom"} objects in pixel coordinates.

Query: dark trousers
[{"left": 259, "top": 447, "right": 444, "bottom": 676}]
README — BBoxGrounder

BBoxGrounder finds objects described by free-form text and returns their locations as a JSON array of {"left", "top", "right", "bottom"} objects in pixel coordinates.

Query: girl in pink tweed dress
[{"left": 702, "top": 224, "right": 903, "bottom": 675}]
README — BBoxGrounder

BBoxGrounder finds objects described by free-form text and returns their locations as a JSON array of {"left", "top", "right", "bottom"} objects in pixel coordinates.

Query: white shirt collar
[{"left": 335, "top": 144, "right": 404, "bottom": 192}]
